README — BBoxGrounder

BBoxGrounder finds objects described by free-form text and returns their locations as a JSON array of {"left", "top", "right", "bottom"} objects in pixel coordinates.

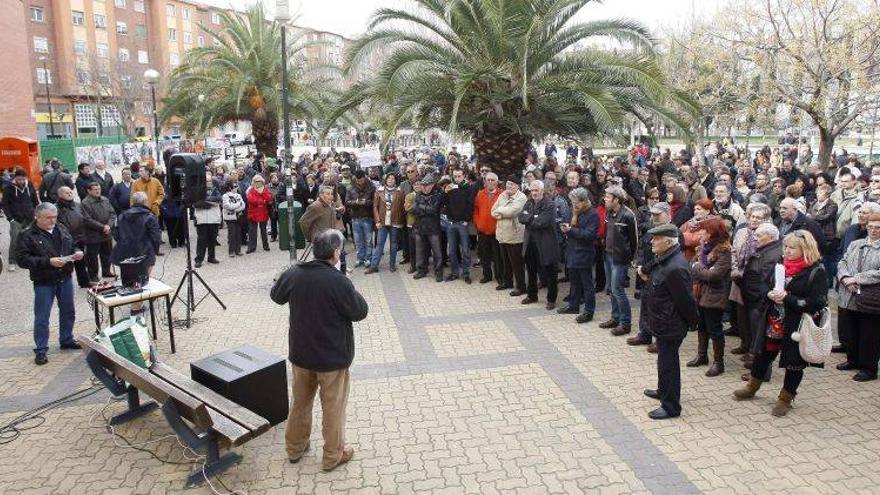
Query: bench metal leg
[
  {"left": 109, "top": 388, "right": 159, "bottom": 426},
  {"left": 85, "top": 351, "right": 158, "bottom": 425},
  {"left": 161, "top": 400, "right": 242, "bottom": 488}
]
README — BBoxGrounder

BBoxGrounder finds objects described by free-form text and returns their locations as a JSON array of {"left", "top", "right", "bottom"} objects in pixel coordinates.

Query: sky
[{"left": 204, "top": 0, "right": 728, "bottom": 39}]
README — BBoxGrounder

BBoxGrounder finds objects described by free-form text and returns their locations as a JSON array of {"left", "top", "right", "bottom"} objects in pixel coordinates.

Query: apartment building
[
  {"left": 21, "top": 0, "right": 227, "bottom": 140},
  {"left": 1, "top": 1, "right": 38, "bottom": 139}
]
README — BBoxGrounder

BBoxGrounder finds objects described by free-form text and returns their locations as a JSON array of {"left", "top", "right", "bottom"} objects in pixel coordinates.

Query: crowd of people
[{"left": 3, "top": 141, "right": 880, "bottom": 421}]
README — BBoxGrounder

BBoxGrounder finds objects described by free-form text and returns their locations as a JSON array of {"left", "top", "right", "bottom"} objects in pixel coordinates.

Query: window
[
  {"left": 33, "top": 36, "right": 49, "bottom": 53},
  {"left": 134, "top": 0, "right": 144, "bottom": 12},
  {"left": 72, "top": 10, "right": 84, "bottom": 25},
  {"left": 36, "top": 68, "right": 52, "bottom": 84},
  {"left": 197, "top": 35, "right": 205, "bottom": 47},
  {"left": 137, "top": 50, "right": 148, "bottom": 64},
  {"left": 74, "top": 40, "right": 87, "bottom": 55},
  {"left": 116, "top": 21, "right": 127, "bottom": 34},
  {"left": 96, "top": 43, "right": 109, "bottom": 58},
  {"left": 183, "top": 32, "right": 192, "bottom": 44},
  {"left": 76, "top": 69, "right": 90, "bottom": 85},
  {"left": 75, "top": 104, "right": 98, "bottom": 133},
  {"left": 168, "top": 28, "right": 176, "bottom": 41},
  {"left": 102, "top": 107, "right": 121, "bottom": 128},
  {"left": 135, "top": 24, "right": 146, "bottom": 38},
  {"left": 97, "top": 72, "right": 111, "bottom": 86},
  {"left": 120, "top": 75, "right": 132, "bottom": 89},
  {"left": 211, "top": 12, "right": 220, "bottom": 24},
  {"left": 166, "top": 4, "right": 174, "bottom": 16},
  {"left": 170, "top": 52, "right": 179, "bottom": 66},
  {"left": 114, "top": 0, "right": 125, "bottom": 7},
  {"left": 30, "top": 6, "right": 44, "bottom": 22},
  {"left": 94, "top": 14, "right": 106, "bottom": 29},
  {"left": 118, "top": 48, "right": 129, "bottom": 62},
  {"left": 181, "top": 7, "right": 190, "bottom": 20}
]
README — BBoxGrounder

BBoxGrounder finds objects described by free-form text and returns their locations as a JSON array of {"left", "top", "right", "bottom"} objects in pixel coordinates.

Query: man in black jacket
[
  {"left": 2, "top": 167, "right": 39, "bottom": 272},
  {"left": 16, "top": 202, "right": 84, "bottom": 365},
  {"left": 270, "top": 229, "right": 368, "bottom": 472},
  {"left": 778, "top": 198, "right": 825, "bottom": 251},
  {"left": 55, "top": 187, "right": 91, "bottom": 288},
  {"left": 518, "top": 180, "right": 560, "bottom": 309},
  {"left": 38, "top": 159, "right": 74, "bottom": 203},
  {"left": 413, "top": 174, "right": 444, "bottom": 282},
  {"left": 443, "top": 169, "right": 474, "bottom": 283},
  {"left": 642, "top": 224, "right": 698, "bottom": 420},
  {"left": 601, "top": 186, "right": 638, "bottom": 336},
  {"left": 345, "top": 170, "right": 375, "bottom": 267},
  {"left": 74, "top": 163, "right": 93, "bottom": 200}
]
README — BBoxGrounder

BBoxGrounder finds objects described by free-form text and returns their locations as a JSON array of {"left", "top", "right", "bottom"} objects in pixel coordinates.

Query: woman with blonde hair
[{"left": 735, "top": 230, "right": 827, "bottom": 416}]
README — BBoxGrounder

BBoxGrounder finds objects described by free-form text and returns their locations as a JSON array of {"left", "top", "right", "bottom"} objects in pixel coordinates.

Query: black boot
[
  {"left": 686, "top": 331, "right": 709, "bottom": 367},
  {"left": 706, "top": 339, "right": 725, "bottom": 377}
]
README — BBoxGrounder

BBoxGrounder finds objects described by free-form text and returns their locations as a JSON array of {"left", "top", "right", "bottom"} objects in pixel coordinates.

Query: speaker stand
[{"left": 171, "top": 208, "right": 226, "bottom": 328}]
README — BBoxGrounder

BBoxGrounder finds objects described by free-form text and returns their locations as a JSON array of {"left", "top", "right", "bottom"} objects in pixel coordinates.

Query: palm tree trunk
[
  {"left": 252, "top": 113, "right": 279, "bottom": 158},
  {"left": 471, "top": 126, "right": 531, "bottom": 179}
]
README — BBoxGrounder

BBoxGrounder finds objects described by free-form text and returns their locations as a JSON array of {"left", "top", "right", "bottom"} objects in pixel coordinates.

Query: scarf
[
  {"left": 783, "top": 256, "right": 810, "bottom": 278},
  {"left": 736, "top": 229, "right": 758, "bottom": 272},
  {"left": 700, "top": 241, "right": 717, "bottom": 267}
]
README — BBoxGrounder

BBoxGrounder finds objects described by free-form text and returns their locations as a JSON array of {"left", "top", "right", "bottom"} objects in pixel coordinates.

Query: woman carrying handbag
[{"left": 734, "top": 230, "right": 827, "bottom": 417}]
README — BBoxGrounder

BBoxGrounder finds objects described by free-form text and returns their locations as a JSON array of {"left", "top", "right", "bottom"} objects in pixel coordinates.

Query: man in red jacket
[{"left": 472, "top": 172, "right": 504, "bottom": 284}]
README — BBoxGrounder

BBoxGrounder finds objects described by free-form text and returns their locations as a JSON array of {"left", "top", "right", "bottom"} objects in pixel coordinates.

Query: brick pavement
[{"left": 0, "top": 236, "right": 878, "bottom": 494}]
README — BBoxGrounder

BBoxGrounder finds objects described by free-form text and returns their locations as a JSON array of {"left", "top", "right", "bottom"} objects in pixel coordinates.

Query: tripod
[{"left": 171, "top": 207, "right": 226, "bottom": 328}]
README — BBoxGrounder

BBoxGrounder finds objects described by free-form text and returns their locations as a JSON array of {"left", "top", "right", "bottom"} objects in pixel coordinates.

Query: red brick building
[{"left": 1, "top": 1, "right": 38, "bottom": 139}]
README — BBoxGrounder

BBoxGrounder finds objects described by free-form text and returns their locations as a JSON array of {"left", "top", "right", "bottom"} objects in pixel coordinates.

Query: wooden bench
[{"left": 78, "top": 335, "right": 272, "bottom": 487}]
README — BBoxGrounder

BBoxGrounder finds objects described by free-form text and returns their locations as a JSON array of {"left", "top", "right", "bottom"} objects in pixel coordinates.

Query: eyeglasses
[{"left": 867, "top": 225, "right": 880, "bottom": 231}]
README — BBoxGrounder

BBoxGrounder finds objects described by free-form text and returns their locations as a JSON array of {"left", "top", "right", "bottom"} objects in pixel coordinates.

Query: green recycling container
[{"left": 277, "top": 201, "right": 305, "bottom": 251}]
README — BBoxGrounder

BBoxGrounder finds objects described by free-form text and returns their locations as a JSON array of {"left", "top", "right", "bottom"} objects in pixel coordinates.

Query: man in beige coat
[{"left": 491, "top": 175, "right": 528, "bottom": 295}]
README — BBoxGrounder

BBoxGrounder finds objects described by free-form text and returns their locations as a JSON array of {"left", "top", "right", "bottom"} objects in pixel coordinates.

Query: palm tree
[
  {"left": 328, "top": 0, "right": 692, "bottom": 177},
  {"left": 161, "top": 5, "right": 330, "bottom": 157}
]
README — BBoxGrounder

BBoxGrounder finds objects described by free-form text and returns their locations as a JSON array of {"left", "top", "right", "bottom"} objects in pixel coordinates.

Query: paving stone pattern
[{"left": 0, "top": 236, "right": 878, "bottom": 494}]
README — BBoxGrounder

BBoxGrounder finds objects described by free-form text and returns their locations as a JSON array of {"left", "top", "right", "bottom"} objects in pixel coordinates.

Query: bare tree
[
  {"left": 71, "top": 51, "right": 150, "bottom": 138},
  {"left": 721, "top": 0, "right": 880, "bottom": 169}
]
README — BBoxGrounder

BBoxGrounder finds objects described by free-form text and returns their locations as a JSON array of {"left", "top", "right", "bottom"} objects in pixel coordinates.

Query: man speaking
[{"left": 270, "top": 229, "right": 369, "bottom": 471}]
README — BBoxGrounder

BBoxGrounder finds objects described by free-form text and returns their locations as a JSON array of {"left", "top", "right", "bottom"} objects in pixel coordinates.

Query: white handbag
[{"left": 791, "top": 307, "right": 832, "bottom": 365}]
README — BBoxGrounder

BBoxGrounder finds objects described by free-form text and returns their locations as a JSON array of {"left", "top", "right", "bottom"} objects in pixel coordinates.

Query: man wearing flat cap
[
  {"left": 642, "top": 223, "right": 698, "bottom": 420},
  {"left": 413, "top": 174, "right": 444, "bottom": 282}
]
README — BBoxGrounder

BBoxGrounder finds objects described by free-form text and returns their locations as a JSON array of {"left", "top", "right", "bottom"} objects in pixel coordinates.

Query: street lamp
[
  {"left": 144, "top": 68, "right": 161, "bottom": 165},
  {"left": 39, "top": 56, "right": 56, "bottom": 138},
  {"left": 276, "top": 0, "right": 296, "bottom": 262}
]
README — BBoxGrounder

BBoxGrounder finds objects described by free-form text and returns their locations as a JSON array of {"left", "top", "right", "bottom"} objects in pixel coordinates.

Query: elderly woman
[
  {"left": 739, "top": 222, "right": 784, "bottom": 379},
  {"left": 246, "top": 175, "right": 273, "bottom": 253},
  {"left": 681, "top": 199, "right": 715, "bottom": 260},
  {"left": 729, "top": 203, "right": 773, "bottom": 356},
  {"left": 836, "top": 213, "right": 880, "bottom": 381},
  {"left": 735, "top": 230, "right": 827, "bottom": 417},
  {"left": 558, "top": 187, "right": 599, "bottom": 322},
  {"left": 688, "top": 217, "right": 732, "bottom": 377}
]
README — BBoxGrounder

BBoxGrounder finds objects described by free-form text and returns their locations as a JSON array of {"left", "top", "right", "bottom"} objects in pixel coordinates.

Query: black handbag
[{"left": 855, "top": 284, "right": 880, "bottom": 315}]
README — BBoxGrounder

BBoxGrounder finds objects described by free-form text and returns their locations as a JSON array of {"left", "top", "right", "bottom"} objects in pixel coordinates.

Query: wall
[{"left": 1, "top": 1, "right": 38, "bottom": 139}]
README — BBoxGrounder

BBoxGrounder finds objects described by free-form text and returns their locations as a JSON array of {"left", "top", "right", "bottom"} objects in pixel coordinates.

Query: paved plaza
[{"left": 1, "top": 234, "right": 879, "bottom": 494}]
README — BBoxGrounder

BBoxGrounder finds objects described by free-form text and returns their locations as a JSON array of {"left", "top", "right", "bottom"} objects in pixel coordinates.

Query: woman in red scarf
[{"left": 734, "top": 230, "right": 827, "bottom": 417}]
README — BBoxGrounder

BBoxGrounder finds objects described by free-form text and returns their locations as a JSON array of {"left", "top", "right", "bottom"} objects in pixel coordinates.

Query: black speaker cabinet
[
  {"left": 190, "top": 345, "right": 289, "bottom": 426},
  {"left": 168, "top": 153, "right": 207, "bottom": 206}
]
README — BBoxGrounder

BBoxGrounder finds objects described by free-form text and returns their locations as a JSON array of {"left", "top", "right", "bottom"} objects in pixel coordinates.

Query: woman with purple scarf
[
  {"left": 687, "top": 217, "right": 733, "bottom": 377},
  {"left": 729, "top": 203, "right": 773, "bottom": 364}
]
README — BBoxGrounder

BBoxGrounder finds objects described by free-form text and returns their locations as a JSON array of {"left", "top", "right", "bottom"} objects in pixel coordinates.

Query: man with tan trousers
[{"left": 270, "top": 229, "right": 369, "bottom": 471}]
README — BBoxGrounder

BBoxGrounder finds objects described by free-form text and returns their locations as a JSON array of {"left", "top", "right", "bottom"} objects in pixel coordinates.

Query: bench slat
[
  {"left": 78, "top": 336, "right": 212, "bottom": 429},
  {"left": 151, "top": 363, "right": 271, "bottom": 437},
  {"left": 204, "top": 407, "right": 252, "bottom": 447}
]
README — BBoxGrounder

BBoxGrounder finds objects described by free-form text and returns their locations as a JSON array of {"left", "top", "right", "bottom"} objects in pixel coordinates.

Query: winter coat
[
  {"left": 38, "top": 170, "right": 73, "bottom": 203},
  {"left": 90, "top": 171, "right": 114, "bottom": 195},
  {"left": 110, "top": 205, "right": 161, "bottom": 267},
  {"left": 221, "top": 191, "right": 245, "bottom": 221},
  {"left": 691, "top": 244, "right": 732, "bottom": 309},
  {"left": 831, "top": 189, "right": 861, "bottom": 239},
  {"left": 714, "top": 199, "right": 746, "bottom": 227},
  {"left": 490, "top": 190, "right": 527, "bottom": 244},
  {"left": 2, "top": 181, "right": 39, "bottom": 223},
  {"left": 413, "top": 189, "right": 443, "bottom": 235},
  {"left": 131, "top": 177, "right": 165, "bottom": 216},
  {"left": 837, "top": 238, "right": 880, "bottom": 310},
  {"left": 246, "top": 187, "right": 274, "bottom": 223},
  {"left": 372, "top": 186, "right": 406, "bottom": 227},
  {"left": 108, "top": 181, "right": 132, "bottom": 214},
  {"left": 772, "top": 263, "right": 827, "bottom": 370},
  {"left": 270, "top": 259, "right": 369, "bottom": 372},
  {"left": 443, "top": 183, "right": 473, "bottom": 222},
  {"left": 741, "top": 240, "right": 782, "bottom": 305},
  {"left": 74, "top": 173, "right": 94, "bottom": 200},
  {"left": 345, "top": 181, "right": 375, "bottom": 219},
  {"left": 56, "top": 199, "right": 86, "bottom": 245},
  {"left": 15, "top": 222, "right": 75, "bottom": 285},
  {"left": 564, "top": 208, "right": 599, "bottom": 269},
  {"left": 193, "top": 188, "right": 222, "bottom": 226},
  {"left": 518, "top": 197, "right": 560, "bottom": 266},
  {"left": 80, "top": 195, "right": 117, "bottom": 244},
  {"left": 404, "top": 191, "right": 417, "bottom": 228},
  {"left": 778, "top": 211, "right": 826, "bottom": 252},
  {"left": 807, "top": 200, "right": 838, "bottom": 252},
  {"left": 605, "top": 206, "right": 638, "bottom": 265},
  {"left": 472, "top": 188, "right": 501, "bottom": 235},
  {"left": 680, "top": 216, "right": 711, "bottom": 261},
  {"left": 644, "top": 245, "right": 699, "bottom": 340},
  {"left": 299, "top": 200, "right": 337, "bottom": 241}
]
